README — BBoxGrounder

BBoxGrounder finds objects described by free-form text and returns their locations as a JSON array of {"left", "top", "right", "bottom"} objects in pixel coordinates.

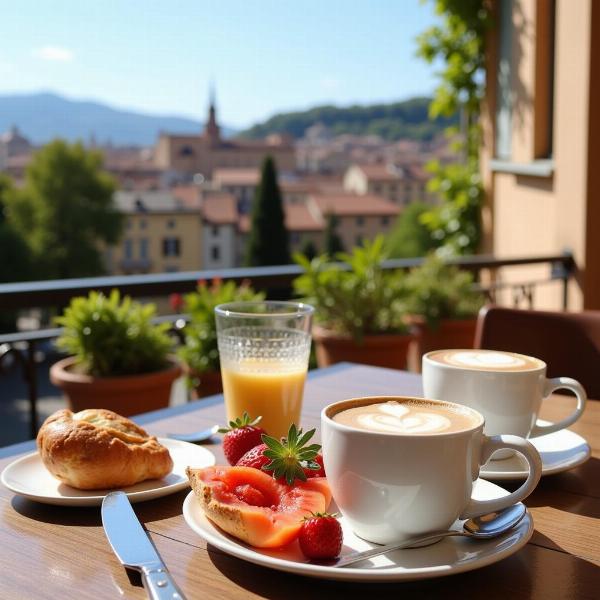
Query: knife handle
[{"left": 141, "top": 566, "right": 186, "bottom": 600}]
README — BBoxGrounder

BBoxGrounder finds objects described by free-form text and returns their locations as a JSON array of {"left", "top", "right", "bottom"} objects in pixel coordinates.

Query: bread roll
[{"left": 36, "top": 409, "right": 173, "bottom": 490}]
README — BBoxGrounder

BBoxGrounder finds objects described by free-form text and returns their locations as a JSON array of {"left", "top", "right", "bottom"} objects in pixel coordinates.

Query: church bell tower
[{"left": 204, "top": 83, "right": 221, "bottom": 145}]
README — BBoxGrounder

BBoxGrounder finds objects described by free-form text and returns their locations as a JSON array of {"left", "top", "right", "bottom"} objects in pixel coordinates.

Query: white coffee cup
[
  {"left": 321, "top": 396, "right": 542, "bottom": 545},
  {"left": 422, "top": 349, "right": 587, "bottom": 459}
]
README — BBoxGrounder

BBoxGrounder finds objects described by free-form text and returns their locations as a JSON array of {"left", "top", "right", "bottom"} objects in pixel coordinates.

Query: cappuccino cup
[
  {"left": 422, "top": 350, "right": 587, "bottom": 459},
  {"left": 321, "top": 396, "right": 542, "bottom": 545}
]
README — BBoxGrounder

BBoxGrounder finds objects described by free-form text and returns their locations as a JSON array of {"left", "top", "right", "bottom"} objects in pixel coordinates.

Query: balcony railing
[{"left": 0, "top": 252, "right": 576, "bottom": 440}]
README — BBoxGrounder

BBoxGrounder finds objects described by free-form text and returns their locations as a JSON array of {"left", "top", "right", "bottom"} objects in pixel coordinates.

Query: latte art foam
[
  {"left": 355, "top": 402, "right": 452, "bottom": 434},
  {"left": 333, "top": 400, "right": 478, "bottom": 435},
  {"left": 428, "top": 349, "right": 543, "bottom": 372}
]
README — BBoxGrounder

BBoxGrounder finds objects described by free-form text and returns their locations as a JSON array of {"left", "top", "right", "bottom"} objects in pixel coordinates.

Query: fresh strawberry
[
  {"left": 219, "top": 413, "right": 266, "bottom": 465},
  {"left": 236, "top": 443, "right": 270, "bottom": 470},
  {"left": 299, "top": 512, "right": 343, "bottom": 559},
  {"left": 304, "top": 453, "right": 325, "bottom": 478}
]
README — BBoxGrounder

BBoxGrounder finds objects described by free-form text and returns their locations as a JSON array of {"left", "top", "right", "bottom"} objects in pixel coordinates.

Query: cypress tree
[
  {"left": 244, "top": 156, "right": 290, "bottom": 266},
  {"left": 299, "top": 238, "right": 318, "bottom": 261},
  {"left": 323, "top": 213, "right": 344, "bottom": 256}
]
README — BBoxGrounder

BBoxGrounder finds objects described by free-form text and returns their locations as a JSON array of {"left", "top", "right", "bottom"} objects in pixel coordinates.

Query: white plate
[
  {"left": 480, "top": 422, "right": 591, "bottom": 480},
  {"left": 1, "top": 438, "right": 214, "bottom": 506},
  {"left": 182, "top": 479, "right": 533, "bottom": 582}
]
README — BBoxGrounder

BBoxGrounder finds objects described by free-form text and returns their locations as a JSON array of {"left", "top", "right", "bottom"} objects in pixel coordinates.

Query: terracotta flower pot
[
  {"left": 189, "top": 369, "right": 223, "bottom": 400},
  {"left": 50, "top": 356, "right": 182, "bottom": 416},
  {"left": 409, "top": 317, "right": 478, "bottom": 371},
  {"left": 312, "top": 325, "right": 414, "bottom": 370}
]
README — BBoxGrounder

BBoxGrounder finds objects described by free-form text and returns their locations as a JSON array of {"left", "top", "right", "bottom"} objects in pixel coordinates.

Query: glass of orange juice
[{"left": 215, "top": 301, "right": 314, "bottom": 438}]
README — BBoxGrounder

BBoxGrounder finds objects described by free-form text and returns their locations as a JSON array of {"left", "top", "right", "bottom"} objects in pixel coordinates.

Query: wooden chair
[{"left": 474, "top": 306, "right": 600, "bottom": 398}]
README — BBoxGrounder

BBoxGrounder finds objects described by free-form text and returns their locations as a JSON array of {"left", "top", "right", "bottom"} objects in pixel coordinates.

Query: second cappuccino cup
[
  {"left": 422, "top": 349, "right": 587, "bottom": 454},
  {"left": 321, "top": 396, "right": 542, "bottom": 545}
]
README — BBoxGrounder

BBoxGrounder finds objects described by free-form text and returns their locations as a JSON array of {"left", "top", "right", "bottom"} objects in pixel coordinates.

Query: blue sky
[{"left": 0, "top": 0, "right": 440, "bottom": 128}]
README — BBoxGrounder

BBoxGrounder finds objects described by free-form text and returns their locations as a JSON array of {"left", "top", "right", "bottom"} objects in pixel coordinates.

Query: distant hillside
[
  {"left": 240, "top": 97, "right": 457, "bottom": 142},
  {"left": 0, "top": 92, "right": 236, "bottom": 147}
]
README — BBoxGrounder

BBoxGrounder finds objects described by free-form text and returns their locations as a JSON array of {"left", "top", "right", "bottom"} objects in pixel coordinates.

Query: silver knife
[{"left": 101, "top": 491, "right": 186, "bottom": 600}]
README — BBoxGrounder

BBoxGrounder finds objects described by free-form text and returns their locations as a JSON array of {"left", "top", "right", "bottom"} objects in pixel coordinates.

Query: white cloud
[{"left": 32, "top": 46, "right": 74, "bottom": 62}]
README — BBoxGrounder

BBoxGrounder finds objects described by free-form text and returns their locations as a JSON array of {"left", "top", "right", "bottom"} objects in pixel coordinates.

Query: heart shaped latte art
[{"left": 356, "top": 402, "right": 452, "bottom": 434}]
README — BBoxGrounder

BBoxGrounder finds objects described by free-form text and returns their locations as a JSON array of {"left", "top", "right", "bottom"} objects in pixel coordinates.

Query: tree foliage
[
  {"left": 385, "top": 201, "right": 437, "bottom": 258},
  {"left": 240, "top": 97, "right": 457, "bottom": 141},
  {"left": 5, "top": 140, "right": 122, "bottom": 279},
  {"left": 0, "top": 174, "right": 33, "bottom": 284},
  {"left": 416, "top": 0, "right": 491, "bottom": 255},
  {"left": 244, "top": 156, "right": 290, "bottom": 266},
  {"left": 323, "top": 213, "right": 344, "bottom": 256}
]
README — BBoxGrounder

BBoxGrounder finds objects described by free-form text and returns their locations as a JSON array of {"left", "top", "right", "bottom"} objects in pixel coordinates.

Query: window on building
[
  {"left": 124, "top": 239, "right": 133, "bottom": 260},
  {"left": 211, "top": 246, "right": 220, "bottom": 261},
  {"left": 167, "top": 219, "right": 176, "bottom": 229},
  {"left": 164, "top": 265, "right": 179, "bottom": 272},
  {"left": 139, "top": 218, "right": 147, "bottom": 230},
  {"left": 381, "top": 216, "right": 389, "bottom": 226},
  {"left": 355, "top": 235, "right": 363, "bottom": 246},
  {"left": 495, "top": 0, "right": 514, "bottom": 160},
  {"left": 534, "top": 0, "right": 556, "bottom": 158},
  {"left": 372, "top": 184, "right": 381, "bottom": 194},
  {"left": 291, "top": 232, "right": 301, "bottom": 245},
  {"left": 139, "top": 238, "right": 149, "bottom": 259},
  {"left": 162, "top": 237, "right": 180, "bottom": 257},
  {"left": 126, "top": 219, "right": 132, "bottom": 230},
  {"left": 212, "top": 225, "right": 219, "bottom": 236},
  {"left": 356, "top": 216, "right": 364, "bottom": 227},
  {"left": 179, "top": 145, "right": 194, "bottom": 157}
]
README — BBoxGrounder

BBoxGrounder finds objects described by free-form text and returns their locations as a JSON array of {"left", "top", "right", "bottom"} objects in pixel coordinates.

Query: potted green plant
[
  {"left": 50, "top": 290, "right": 181, "bottom": 416},
  {"left": 405, "top": 254, "right": 486, "bottom": 364},
  {"left": 293, "top": 237, "right": 414, "bottom": 369},
  {"left": 178, "top": 278, "right": 264, "bottom": 398}
]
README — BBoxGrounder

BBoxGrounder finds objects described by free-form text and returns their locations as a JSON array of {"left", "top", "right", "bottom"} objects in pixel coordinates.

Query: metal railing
[{"left": 0, "top": 252, "right": 576, "bottom": 440}]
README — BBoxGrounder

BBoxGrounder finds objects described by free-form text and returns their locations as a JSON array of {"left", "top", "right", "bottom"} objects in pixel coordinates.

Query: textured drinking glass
[{"left": 215, "top": 301, "right": 314, "bottom": 438}]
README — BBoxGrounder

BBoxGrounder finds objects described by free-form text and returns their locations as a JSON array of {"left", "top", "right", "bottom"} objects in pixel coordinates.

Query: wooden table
[{"left": 1, "top": 363, "right": 599, "bottom": 599}]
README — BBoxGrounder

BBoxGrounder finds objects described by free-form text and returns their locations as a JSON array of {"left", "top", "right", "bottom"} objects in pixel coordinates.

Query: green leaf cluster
[
  {"left": 421, "top": 159, "right": 483, "bottom": 254},
  {"left": 416, "top": 0, "right": 491, "bottom": 255},
  {"left": 405, "top": 254, "right": 485, "bottom": 330},
  {"left": 55, "top": 290, "right": 173, "bottom": 377},
  {"left": 178, "top": 279, "right": 264, "bottom": 378},
  {"left": 385, "top": 201, "right": 438, "bottom": 258},
  {"left": 293, "top": 236, "right": 409, "bottom": 341},
  {"left": 239, "top": 97, "right": 456, "bottom": 142}
]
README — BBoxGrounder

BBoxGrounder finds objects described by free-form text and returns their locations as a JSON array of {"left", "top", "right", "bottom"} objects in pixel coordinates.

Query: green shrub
[
  {"left": 293, "top": 236, "right": 409, "bottom": 342},
  {"left": 55, "top": 290, "right": 173, "bottom": 377},
  {"left": 405, "top": 254, "right": 485, "bottom": 330},
  {"left": 178, "top": 279, "right": 264, "bottom": 383}
]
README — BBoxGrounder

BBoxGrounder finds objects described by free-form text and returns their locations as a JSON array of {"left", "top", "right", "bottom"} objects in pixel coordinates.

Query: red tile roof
[
  {"left": 172, "top": 185, "right": 202, "bottom": 208},
  {"left": 238, "top": 203, "right": 323, "bottom": 234},
  {"left": 202, "top": 194, "right": 238, "bottom": 224},
  {"left": 213, "top": 168, "right": 260, "bottom": 186},
  {"left": 310, "top": 193, "right": 400, "bottom": 216}
]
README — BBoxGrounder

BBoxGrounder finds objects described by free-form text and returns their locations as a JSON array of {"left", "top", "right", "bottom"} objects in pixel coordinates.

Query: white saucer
[
  {"left": 1, "top": 438, "right": 214, "bottom": 506},
  {"left": 182, "top": 479, "right": 533, "bottom": 582},
  {"left": 480, "top": 422, "right": 591, "bottom": 480}
]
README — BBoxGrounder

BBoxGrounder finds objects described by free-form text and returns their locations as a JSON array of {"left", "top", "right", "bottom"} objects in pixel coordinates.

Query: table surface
[{"left": 1, "top": 363, "right": 599, "bottom": 599}]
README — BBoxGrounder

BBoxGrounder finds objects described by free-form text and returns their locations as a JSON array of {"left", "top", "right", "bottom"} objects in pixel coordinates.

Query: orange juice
[{"left": 221, "top": 360, "right": 307, "bottom": 438}]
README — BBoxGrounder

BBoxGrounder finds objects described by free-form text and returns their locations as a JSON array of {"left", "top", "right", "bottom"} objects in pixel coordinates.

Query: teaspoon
[
  {"left": 333, "top": 503, "right": 527, "bottom": 568},
  {"left": 167, "top": 424, "right": 219, "bottom": 443}
]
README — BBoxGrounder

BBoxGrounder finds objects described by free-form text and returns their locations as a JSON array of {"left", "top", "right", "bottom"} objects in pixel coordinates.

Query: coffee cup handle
[
  {"left": 460, "top": 435, "right": 542, "bottom": 519},
  {"left": 530, "top": 377, "right": 587, "bottom": 437}
]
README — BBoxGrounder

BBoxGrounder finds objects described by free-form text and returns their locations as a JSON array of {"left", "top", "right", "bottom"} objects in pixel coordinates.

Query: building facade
[
  {"left": 154, "top": 95, "right": 296, "bottom": 180},
  {"left": 481, "top": 0, "right": 600, "bottom": 309}
]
